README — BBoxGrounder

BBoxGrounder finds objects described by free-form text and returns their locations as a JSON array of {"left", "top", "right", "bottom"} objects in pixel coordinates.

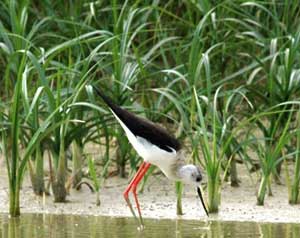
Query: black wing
[{"left": 93, "top": 86, "right": 181, "bottom": 152}]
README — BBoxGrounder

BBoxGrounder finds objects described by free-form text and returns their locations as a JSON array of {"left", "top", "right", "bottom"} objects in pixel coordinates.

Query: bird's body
[
  {"left": 112, "top": 109, "right": 183, "bottom": 179},
  {"left": 93, "top": 86, "right": 208, "bottom": 227},
  {"left": 94, "top": 88, "right": 182, "bottom": 177}
]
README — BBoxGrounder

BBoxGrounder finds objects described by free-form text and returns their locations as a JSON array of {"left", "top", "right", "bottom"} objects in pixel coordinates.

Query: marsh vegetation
[{"left": 0, "top": 0, "right": 300, "bottom": 218}]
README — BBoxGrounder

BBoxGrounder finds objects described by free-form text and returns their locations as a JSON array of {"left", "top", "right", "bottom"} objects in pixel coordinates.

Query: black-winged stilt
[{"left": 93, "top": 86, "right": 208, "bottom": 226}]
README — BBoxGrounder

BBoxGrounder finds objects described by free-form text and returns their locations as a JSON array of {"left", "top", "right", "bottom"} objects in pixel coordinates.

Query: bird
[{"left": 93, "top": 86, "right": 208, "bottom": 227}]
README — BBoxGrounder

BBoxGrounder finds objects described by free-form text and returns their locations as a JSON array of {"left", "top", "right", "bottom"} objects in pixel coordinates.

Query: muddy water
[{"left": 0, "top": 213, "right": 300, "bottom": 238}]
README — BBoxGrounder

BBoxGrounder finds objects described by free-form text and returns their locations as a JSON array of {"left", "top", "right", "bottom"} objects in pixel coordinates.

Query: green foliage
[{"left": 0, "top": 0, "right": 300, "bottom": 217}]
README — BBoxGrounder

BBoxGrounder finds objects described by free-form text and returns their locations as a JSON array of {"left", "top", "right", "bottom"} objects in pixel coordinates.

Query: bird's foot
[{"left": 137, "top": 224, "right": 145, "bottom": 231}]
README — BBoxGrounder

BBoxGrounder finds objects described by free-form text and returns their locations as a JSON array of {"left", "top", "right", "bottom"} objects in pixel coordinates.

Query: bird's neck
[
  {"left": 156, "top": 161, "right": 185, "bottom": 181},
  {"left": 171, "top": 163, "right": 189, "bottom": 181}
]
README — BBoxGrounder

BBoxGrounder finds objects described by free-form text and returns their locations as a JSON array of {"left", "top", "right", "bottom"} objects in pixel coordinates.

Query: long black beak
[{"left": 197, "top": 186, "right": 209, "bottom": 216}]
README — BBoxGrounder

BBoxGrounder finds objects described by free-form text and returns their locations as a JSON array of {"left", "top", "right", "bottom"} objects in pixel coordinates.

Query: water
[{"left": 0, "top": 213, "right": 300, "bottom": 238}]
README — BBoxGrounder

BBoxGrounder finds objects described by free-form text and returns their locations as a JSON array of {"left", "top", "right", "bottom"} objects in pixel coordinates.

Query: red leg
[
  {"left": 124, "top": 162, "right": 146, "bottom": 197},
  {"left": 132, "top": 163, "right": 151, "bottom": 225},
  {"left": 123, "top": 162, "right": 147, "bottom": 219}
]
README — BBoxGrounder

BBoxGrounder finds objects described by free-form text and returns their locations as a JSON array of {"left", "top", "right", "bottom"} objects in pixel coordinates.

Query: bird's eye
[{"left": 196, "top": 176, "right": 202, "bottom": 182}]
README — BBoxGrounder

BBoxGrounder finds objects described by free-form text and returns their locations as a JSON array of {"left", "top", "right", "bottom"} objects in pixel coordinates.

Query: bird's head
[
  {"left": 178, "top": 164, "right": 209, "bottom": 216},
  {"left": 178, "top": 164, "right": 203, "bottom": 185}
]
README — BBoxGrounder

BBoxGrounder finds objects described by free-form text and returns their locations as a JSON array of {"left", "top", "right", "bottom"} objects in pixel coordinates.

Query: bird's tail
[{"left": 92, "top": 85, "right": 117, "bottom": 110}]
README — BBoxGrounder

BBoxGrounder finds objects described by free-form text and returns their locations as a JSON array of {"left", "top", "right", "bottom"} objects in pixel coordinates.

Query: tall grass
[
  {"left": 288, "top": 109, "right": 300, "bottom": 204},
  {"left": 255, "top": 109, "right": 293, "bottom": 205},
  {"left": 0, "top": 0, "right": 300, "bottom": 217}
]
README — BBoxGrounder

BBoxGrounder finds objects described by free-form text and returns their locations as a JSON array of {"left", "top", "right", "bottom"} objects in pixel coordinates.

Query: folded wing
[{"left": 93, "top": 86, "right": 181, "bottom": 153}]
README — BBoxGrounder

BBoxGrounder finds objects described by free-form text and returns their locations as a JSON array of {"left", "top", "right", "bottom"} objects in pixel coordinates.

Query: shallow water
[{"left": 0, "top": 213, "right": 300, "bottom": 238}]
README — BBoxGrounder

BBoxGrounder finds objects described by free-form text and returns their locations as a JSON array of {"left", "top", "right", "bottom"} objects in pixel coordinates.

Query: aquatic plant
[{"left": 1, "top": 0, "right": 300, "bottom": 217}]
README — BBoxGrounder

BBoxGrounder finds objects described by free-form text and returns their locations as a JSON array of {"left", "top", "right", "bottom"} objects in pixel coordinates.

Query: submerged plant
[
  {"left": 71, "top": 140, "right": 84, "bottom": 189},
  {"left": 88, "top": 156, "right": 101, "bottom": 206},
  {"left": 175, "top": 181, "right": 183, "bottom": 215},
  {"left": 88, "top": 155, "right": 110, "bottom": 206},
  {"left": 288, "top": 110, "right": 300, "bottom": 204},
  {"left": 1, "top": 0, "right": 300, "bottom": 218},
  {"left": 250, "top": 108, "right": 293, "bottom": 205},
  {"left": 3, "top": 71, "right": 23, "bottom": 216},
  {"left": 193, "top": 87, "right": 222, "bottom": 213}
]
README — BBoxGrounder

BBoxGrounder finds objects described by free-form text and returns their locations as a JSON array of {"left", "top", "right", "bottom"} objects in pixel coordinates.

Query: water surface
[{"left": 0, "top": 213, "right": 300, "bottom": 238}]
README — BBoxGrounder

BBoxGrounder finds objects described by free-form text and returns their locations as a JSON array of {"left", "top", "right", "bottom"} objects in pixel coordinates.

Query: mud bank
[{"left": 1, "top": 162, "right": 300, "bottom": 224}]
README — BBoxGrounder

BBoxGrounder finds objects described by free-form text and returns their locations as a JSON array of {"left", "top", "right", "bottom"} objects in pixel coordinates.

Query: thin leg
[
  {"left": 132, "top": 163, "right": 151, "bottom": 226},
  {"left": 123, "top": 162, "right": 147, "bottom": 219}
]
